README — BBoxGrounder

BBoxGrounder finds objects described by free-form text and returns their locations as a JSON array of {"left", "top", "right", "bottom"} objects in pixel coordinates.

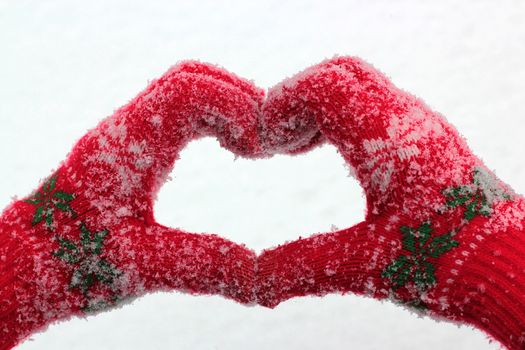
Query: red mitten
[
  {"left": 257, "top": 56, "right": 525, "bottom": 349},
  {"left": 0, "top": 61, "right": 264, "bottom": 349}
]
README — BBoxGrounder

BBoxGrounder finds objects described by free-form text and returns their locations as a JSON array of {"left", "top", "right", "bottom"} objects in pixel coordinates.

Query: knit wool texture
[
  {"left": 257, "top": 56, "right": 525, "bottom": 350},
  {"left": 0, "top": 61, "right": 264, "bottom": 350},
  {"left": 1, "top": 56, "right": 525, "bottom": 350}
]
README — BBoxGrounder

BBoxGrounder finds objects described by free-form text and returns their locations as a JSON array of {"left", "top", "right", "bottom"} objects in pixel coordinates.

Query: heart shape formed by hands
[{"left": 1, "top": 57, "right": 524, "bottom": 350}]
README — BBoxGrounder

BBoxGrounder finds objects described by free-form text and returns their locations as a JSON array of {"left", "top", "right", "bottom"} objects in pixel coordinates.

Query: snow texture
[{"left": 1, "top": 0, "right": 525, "bottom": 349}]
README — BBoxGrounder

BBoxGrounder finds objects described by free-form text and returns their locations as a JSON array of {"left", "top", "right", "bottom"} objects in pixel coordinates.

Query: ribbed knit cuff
[
  {"left": 456, "top": 225, "right": 525, "bottom": 350},
  {"left": 0, "top": 222, "right": 25, "bottom": 350}
]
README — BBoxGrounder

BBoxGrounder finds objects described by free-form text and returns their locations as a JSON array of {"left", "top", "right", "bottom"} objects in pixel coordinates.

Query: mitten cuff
[
  {"left": 0, "top": 221, "right": 26, "bottom": 350},
  {"left": 457, "top": 224, "right": 525, "bottom": 349}
]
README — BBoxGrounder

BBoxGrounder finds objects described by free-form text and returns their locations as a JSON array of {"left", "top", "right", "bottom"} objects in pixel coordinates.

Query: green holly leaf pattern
[
  {"left": 444, "top": 168, "right": 511, "bottom": 221},
  {"left": 54, "top": 236, "right": 81, "bottom": 264},
  {"left": 382, "top": 222, "right": 458, "bottom": 292},
  {"left": 400, "top": 226, "right": 416, "bottom": 253},
  {"left": 53, "top": 223, "right": 121, "bottom": 308},
  {"left": 24, "top": 174, "right": 76, "bottom": 230},
  {"left": 32, "top": 206, "right": 45, "bottom": 226},
  {"left": 24, "top": 173, "right": 122, "bottom": 313},
  {"left": 427, "top": 232, "right": 459, "bottom": 258},
  {"left": 383, "top": 167, "right": 514, "bottom": 309}
]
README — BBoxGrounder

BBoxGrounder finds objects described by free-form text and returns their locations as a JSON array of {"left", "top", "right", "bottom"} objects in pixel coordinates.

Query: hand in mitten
[
  {"left": 0, "top": 61, "right": 264, "bottom": 350},
  {"left": 257, "top": 56, "right": 525, "bottom": 349}
]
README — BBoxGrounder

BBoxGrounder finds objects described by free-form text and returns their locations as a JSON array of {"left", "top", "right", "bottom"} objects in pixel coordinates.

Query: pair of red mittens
[{"left": 1, "top": 57, "right": 524, "bottom": 350}]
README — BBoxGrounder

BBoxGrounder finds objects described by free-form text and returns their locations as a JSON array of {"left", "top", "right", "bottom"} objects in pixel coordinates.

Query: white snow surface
[{"left": 1, "top": 0, "right": 524, "bottom": 349}]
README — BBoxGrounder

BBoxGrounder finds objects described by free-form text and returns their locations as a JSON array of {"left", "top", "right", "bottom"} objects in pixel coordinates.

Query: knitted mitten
[
  {"left": 0, "top": 61, "right": 264, "bottom": 350},
  {"left": 257, "top": 56, "right": 525, "bottom": 349}
]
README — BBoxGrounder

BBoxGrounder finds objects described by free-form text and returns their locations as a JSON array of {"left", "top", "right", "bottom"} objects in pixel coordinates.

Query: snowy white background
[{"left": 1, "top": 0, "right": 524, "bottom": 349}]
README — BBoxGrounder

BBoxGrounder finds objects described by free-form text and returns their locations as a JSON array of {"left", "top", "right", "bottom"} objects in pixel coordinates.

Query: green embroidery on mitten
[
  {"left": 443, "top": 168, "right": 511, "bottom": 221},
  {"left": 25, "top": 174, "right": 76, "bottom": 229},
  {"left": 53, "top": 224, "right": 121, "bottom": 304},
  {"left": 383, "top": 167, "right": 513, "bottom": 309},
  {"left": 26, "top": 174, "right": 125, "bottom": 312},
  {"left": 382, "top": 222, "right": 459, "bottom": 291}
]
